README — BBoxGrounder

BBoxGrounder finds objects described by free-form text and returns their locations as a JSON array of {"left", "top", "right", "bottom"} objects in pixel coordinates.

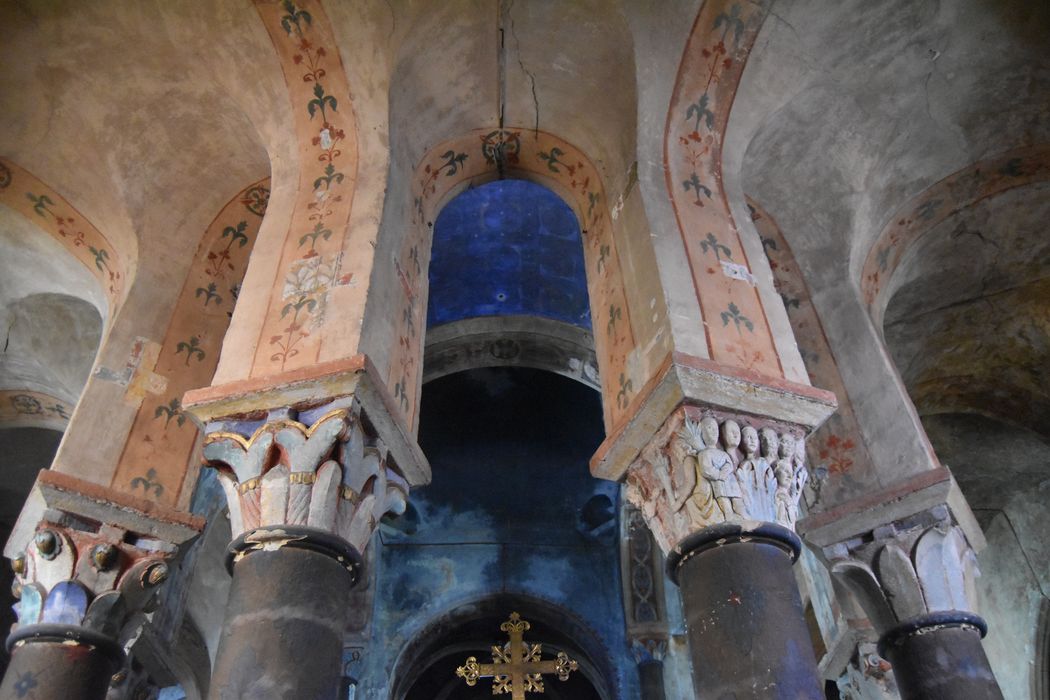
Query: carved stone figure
[
  {"left": 722, "top": 418, "right": 743, "bottom": 466},
  {"left": 736, "top": 425, "right": 758, "bottom": 510},
  {"left": 629, "top": 410, "right": 813, "bottom": 550},
  {"left": 699, "top": 416, "right": 742, "bottom": 520},
  {"left": 775, "top": 433, "right": 804, "bottom": 528}
]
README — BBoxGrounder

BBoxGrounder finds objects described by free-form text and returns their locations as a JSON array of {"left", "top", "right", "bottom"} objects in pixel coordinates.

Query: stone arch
[
  {"left": 110, "top": 178, "right": 270, "bottom": 509},
  {"left": 356, "top": 1, "right": 661, "bottom": 437},
  {"left": 869, "top": 148, "right": 1050, "bottom": 438},
  {"left": 861, "top": 144, "right": 1050, "bottom": 330},
  {"left": 367, "top": 127, "right": 666, "bottom": 435},
  {"left": 0, "top": 158, "right": 128, "bottom": 321}
]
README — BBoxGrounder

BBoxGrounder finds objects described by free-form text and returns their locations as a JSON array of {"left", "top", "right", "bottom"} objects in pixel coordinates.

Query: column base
[{"left": 879, "top": 612, "right": 1003, "bottom": 700}]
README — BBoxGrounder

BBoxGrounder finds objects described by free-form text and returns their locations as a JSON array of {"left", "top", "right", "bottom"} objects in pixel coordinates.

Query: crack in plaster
[{"left": 505, "top": 0, "right": 540, "bottom": 135}]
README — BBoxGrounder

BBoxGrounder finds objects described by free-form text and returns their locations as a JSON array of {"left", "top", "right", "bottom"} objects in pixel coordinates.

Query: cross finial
[{"left": 456, "top": 612, "right": 579, "bottom": 699}]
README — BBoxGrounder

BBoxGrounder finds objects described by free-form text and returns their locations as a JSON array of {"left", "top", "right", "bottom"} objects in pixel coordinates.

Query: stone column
[
  {"left": 622, "top": 406, "right": 828, "bottom": 698},
  {"left": 630, "top": 639, "right": 667, "bottom": 700},
  {"left": 0, "top": 472, "right": 203, "bottom": 700},
  {"left": 183, "top": 362, "right": 430, "bottom": 700},
  {"left": 822, "top": 504, "right": 1003, "bottom": 700}
]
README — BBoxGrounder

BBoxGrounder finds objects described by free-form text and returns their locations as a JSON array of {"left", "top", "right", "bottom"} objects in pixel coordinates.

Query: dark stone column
[
  {"left": 0, "top": 628, "right": 121, "bottom": 700},
  {"left": 637, "top": 659, "right": 665, "bottom": 700},
  {"left": 207, "top": 526, "right": 360, "bottom": 700},
  {"left": 668, "top": 523, "right": 823, "bottom": 699},
  {"left": 879, "top": 613, "right": 1003, "bottom": 700}
]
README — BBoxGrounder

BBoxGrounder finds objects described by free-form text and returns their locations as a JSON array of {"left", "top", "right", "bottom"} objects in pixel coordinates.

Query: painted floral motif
[
  {"left": 111, "top": 178, "right": 269, "bottom": 507},
  {"left": 130, "top": 468, "right": 165, "bottom": 498},
  {"left": 749, "top": 196, "right": 877, "bottom": 506},
  {"left": 664, "top": 0, "right": 783, "bottom": 379},
  {"left": 0, "top": 391, "right": 72, "bottom": 426},
  {"left": 240, "top": 185, "right": 270, "bottom": 217},
  {"left": 270, "top": 253, "right": 341, "bottom": 364},
  {"left": 0, "top": 158, "right": 126, "bottom": 310},
  {"left": 207, "top": 221, "right": 251, "bottom": 278},
  {"left": 481, "top": 129, "right": 522, "bottom": 170},
  {"left": 249, "top": 0, "right": 360, "bottom": 376},
  {"left": 154, "top": 398, "right": 187, "bottom": 428},
  {"left": 861, "top": 145, "right": 1050, "bottom": 323}
]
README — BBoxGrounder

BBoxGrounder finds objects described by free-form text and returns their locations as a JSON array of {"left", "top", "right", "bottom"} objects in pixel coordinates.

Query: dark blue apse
[{"left": 426, "top": 180, "right": 591, "bottom": 329}]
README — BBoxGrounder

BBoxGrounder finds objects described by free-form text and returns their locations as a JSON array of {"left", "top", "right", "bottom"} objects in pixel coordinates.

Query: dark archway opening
[
  {"left": 397, "top": 595, "right": 608, "bottom": 700},
  {"left": 378, "top": 367, "right": 626, "bottom": 698}
]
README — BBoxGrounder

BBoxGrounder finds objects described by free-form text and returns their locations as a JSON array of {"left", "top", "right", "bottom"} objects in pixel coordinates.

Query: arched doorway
[{"left": 394, "top": 595, "right": 611, "bottom": 700}]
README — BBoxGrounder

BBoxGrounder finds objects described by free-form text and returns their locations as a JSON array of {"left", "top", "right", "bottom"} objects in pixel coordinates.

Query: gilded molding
[{"left": 201, "top": 398, "right": 408, "bottom": 554}]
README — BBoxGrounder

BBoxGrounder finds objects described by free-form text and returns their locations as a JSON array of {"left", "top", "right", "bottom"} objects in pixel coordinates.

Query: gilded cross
[{"left": 456, "top": 612, "right": 579, "bottom": 700}]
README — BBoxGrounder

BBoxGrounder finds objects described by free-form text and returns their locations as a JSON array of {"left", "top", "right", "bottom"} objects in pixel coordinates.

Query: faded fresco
[
  {"left": 749, "top": 198, "right": 881, "bottom": 510},
  {"left": 0, "top": 158, "right": 125, "bottom": 314},
  {"left": 664, "top": 0, "right": 785, "bottom": 379},
  {"left": 862, "top": 144, "right": 1050, "bottom": 326},
  {"left": 249, "top": 0, "right": 364, "bottom": 378},
  {"left": 111, "top": 179, "right": 269, "bottom": 508},
  {"left": 0, "top": 390, "right": 73, "bottom": 431}
]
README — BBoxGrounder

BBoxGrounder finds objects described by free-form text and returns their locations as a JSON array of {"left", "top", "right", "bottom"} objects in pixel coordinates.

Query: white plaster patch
[{"left": 720, "top": 260, "right": 755, "bottom": 286}]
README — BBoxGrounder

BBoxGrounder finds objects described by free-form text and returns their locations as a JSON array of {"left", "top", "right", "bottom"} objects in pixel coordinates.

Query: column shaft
[
  {"left": 672, "top": 526, "right": 822, "bottom": 699},
  {"left": 881, "top": 618, "right": 1003, "bottom": 700},
  {"left": 0, "top": 639, "right": 116, "bottom": 700},
  {"left": 637, "top": 660, "right": 665, "bottom": 700},
  {"left": 208, "top": 542, "right": 353, "bottom": 700}
]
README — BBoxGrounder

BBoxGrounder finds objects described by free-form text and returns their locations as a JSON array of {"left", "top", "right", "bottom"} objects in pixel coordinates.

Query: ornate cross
[{"left": 456, "top": 612, "right": 579, "bottom": 699}]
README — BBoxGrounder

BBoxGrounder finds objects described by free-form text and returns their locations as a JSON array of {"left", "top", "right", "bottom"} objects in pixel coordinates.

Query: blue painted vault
[{"left": 426, "top": 179, "right": 592, "bottom": 330}]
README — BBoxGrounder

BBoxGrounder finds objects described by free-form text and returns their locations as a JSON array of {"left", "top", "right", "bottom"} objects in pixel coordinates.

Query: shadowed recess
[{"left": 427, "top": 180, "right": 590, "bottom": 330}]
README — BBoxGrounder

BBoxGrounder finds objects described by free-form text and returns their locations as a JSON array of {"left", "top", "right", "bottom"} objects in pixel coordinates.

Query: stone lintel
[
  {"left": 799, "top": 467, "right": 984, "bottom": 551},
  {"left": 182, "top": 354, "right": 430, "bottom": 487},
  {"left": 5, "top": 471, "right": 205, "bottom": 560},
  {"left": 591, "top": 351, "right": 837, "bottom": 481}
]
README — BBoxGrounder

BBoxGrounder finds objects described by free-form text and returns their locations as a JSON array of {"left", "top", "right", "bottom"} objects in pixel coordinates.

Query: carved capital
[
  {"left": 824, "top": 505, "right": 982, "bottom": 646},
  {"left": 629, "top": 637, "right": 668, "bottom": 665},
  {"left": 7, "top": 472, "right": 203, "bottom": 655},
  {"left": 200, "top": 397, "right": 409, "bottom": 559},
  {"left": 625, "top": 405, "right": 808, "bottom": 554}
]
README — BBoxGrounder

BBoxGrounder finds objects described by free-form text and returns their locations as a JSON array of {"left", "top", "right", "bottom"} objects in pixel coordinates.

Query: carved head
[
  {"left": 722, "top": 419, "right": 741, "bottom": 450},
  {"left": 779, "top": 433, "right": 796, "bottom": 459},
  {"left": 741, "top": 425, "right": 759, "bottom": 455},
  {"left": 759, "top": 428, "right": 778, "bottom": 459},
  {"left": 700, "top": 416, "right": 720, "bottom": 448}
]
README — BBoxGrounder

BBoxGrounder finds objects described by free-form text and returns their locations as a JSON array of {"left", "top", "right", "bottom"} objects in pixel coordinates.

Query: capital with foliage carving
[
  {"left": 823, "top": 505, "right": 984, "bottom": 653},
  {"left": 200, "top": 398, "right": 409, "bottom": 573},
  {"left": 5, "top": 472, "right": 203, "bottom": 661},
  {"left": 625, "top": 405, "right": 808, "bottom": 554}
]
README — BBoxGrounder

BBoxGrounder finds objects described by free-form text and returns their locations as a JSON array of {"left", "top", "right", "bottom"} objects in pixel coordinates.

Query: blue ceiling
[{"left": 426, "top": 179, "right": 591, "bottom": 329}]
